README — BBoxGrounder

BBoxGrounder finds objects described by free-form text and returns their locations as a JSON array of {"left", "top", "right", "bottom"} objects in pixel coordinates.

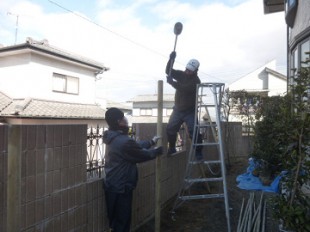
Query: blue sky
[{"left": 0, "top": 0, "right": 287, "bottom": 102}]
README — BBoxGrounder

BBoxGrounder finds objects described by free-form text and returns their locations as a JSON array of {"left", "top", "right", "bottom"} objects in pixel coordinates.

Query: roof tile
[{"left": 0, "top": 98, "right": 105, "bottom": 119}]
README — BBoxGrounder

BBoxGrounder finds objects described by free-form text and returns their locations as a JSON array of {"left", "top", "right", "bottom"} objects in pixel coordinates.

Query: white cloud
[{"left": 0, "top": 0, "right": 287, "bottom": 102}]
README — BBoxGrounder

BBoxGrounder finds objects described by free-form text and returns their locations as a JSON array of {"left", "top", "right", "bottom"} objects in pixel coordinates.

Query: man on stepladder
[{"left": 165, "top": 51, "right": 203, "bottom": 160}]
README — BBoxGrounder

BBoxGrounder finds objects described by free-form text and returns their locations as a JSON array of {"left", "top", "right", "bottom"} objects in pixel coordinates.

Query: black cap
[{"left": 105, "top": 107, "right": 124, "bottom": 129}]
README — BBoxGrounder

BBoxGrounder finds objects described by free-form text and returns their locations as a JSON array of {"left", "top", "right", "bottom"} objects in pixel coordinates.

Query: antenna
[{"left": 7, "top": 12, "right": 19, "bottom": 45}]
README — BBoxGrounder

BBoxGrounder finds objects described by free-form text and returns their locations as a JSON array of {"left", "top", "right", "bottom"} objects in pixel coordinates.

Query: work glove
[
  {"left": 154, "top": 146, "right": 163, "bottom": 156},
  {"left": 151, "top": 135, "right": 161, "bottom": 145},
  {"left": 169, "top": 51, "right": 176, "bottom": 60},
  {"left": 166, "top": 75, "right": 173, "bottom": 84}
]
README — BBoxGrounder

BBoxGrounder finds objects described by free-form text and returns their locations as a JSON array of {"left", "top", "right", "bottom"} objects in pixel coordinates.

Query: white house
[
  {"left": 227, "top": 60, "right": 287, "bottom": 96},
  {"left": 226, "top": 60, "right": 287, "bottom": 124},
  {"left": 129, "top": 94, "right": 174, "bottom": 123},
  {"left": 0, "top": 38, "right": 109, "bottom": 125}
]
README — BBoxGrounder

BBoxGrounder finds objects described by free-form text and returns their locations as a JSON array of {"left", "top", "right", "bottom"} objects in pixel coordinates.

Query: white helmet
[{"left": 186, "top": 59, "right": 200, "bottom": 72}]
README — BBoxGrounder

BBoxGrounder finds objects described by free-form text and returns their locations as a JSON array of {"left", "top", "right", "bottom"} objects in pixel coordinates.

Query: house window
[
  {"left": 140, "top": 109, "right": 152, "bottom": 116},
  {"left": 289, "top": 48, "right": 298, "bottom": 87},
  {"left": 301, "top": 39, "right": 310, "bottom": 67},
  {"left": 289, "top": 38, "right": 310, "bottom": 102},
  {"left": 290, "top": 38, "right": 310, "bottom": 71},
  {"left": 53, "top": 73, "right": 79, "bottom": 94}
]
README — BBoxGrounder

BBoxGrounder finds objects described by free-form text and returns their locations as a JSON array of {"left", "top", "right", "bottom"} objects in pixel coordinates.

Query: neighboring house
[
  {"left": 227, "top": 60, "right": 287, "bottom": 96},
  {"left": 106, "top": 99, "right": 133, "bottom": 125},
  {"left": 263, "top": 0, "right": 310, "bottom": 87},
  {"left": 129, "top": 94, "right": 174, "bottom": 123},
  {"left": 106, "top": 99, "right": 132, "bottom": 115},
  {"left": 226, "top": 60, "right": 287, "bottom": 124},
  {"left": 0, "top": 38, "right": 109, "bottom": 125}
]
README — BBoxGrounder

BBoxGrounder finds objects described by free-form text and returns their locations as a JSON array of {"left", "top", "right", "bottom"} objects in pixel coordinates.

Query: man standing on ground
[
  {"left": 103, "top": 107, "right": 162, "bottom": 232},
  {"left": 165, "top": 51, "right": 203, "bottom": 160}
]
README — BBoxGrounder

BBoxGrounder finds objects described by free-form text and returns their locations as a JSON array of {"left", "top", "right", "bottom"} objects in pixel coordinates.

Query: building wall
[
  {"left": 268, "top": 75, "right": 287, "bottom": 96},
  {"left": 287, "top": 1, "right": 310, "bottom": 86},
  {"left": 0, "top": 52, "right": 97, "bottom": 104},
  {"left": 289, "top": 1, "right": 310, "bottom": 41}
]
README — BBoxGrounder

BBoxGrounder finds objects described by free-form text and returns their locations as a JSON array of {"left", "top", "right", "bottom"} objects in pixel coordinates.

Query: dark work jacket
[
  {"left": 102, "top": 130, "right": 158, "bottom": 193},
  {"left": 166, "top": 59, "right": 201, "bottom": 111}
]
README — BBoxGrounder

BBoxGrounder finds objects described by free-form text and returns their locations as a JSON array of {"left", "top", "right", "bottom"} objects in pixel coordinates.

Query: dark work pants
[
  {"left": 166, "top": 108, "right": 202, "bottom": 152},
  {"left": 104, "top": 189, "right": 133, "bottom": 232}
]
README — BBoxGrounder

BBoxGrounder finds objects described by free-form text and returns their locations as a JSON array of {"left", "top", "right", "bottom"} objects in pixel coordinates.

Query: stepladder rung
[
  {"left": 185, "top": 177, "right": 223, "bottom": 183},
  {"left": 192, "top": 142, "right": 219, "bottom": 146},
  {"left": 189, "top": 160, "right": 221, "bottom": 165},
  {"left": 179, "top": 193, "right": 224, "bottom": 200},
  {"left": 199, "top": 104, "right": 216, "bottom": 107}
]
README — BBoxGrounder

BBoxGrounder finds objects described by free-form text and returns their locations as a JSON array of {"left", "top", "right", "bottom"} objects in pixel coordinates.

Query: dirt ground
[{"left": 135, "top": 157, "right": 279, "bottom": 232}]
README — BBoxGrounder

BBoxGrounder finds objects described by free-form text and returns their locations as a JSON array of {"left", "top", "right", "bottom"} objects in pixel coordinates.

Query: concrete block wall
[
  {"left": 0, "top": 122, "right": 249, "bottom": 232},
  {"left": 20, "top": 124, "right": 88, "bottom": 231},
  {"left": 1, "top": 123, "right": 188, "bottom": 232},
  {"left": 86, "top": 180, "right": 108, "bottom": 232},
  {"left": 1, "top": 124, "right": 95, "bottom": 232},
  {"left": 131, "top": 150, "right": 188, "bottom": 230}
]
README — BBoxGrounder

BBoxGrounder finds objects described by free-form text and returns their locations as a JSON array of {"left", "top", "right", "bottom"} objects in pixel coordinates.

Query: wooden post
[
  {"left": 7, "top": 125, "right": 22, "bottom": 232},
  {"left": 155, "top": 80, "right": 163, "bottom": 232}
]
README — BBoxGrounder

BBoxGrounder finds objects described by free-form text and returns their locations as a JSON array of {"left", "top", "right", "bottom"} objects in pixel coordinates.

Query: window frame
[
  {"left": 140, "top": 108, "right": 153, "bottom": 116},
  {"left": 52, "top": 73, "right": 79, "bottom": 95}
]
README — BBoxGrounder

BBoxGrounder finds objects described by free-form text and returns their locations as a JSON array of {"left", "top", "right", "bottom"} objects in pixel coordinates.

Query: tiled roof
[
  {"left": 106, "top": 100, "right": 132, "bottom": 111},
  {"left": 0, "top": 92, "right": 12, "bottom": 111},
  {"left": 0, "top": 97, "right": 105, "bottom": 119},
  {"left": 0, "top": 38, "right": 108, "bottom": 71}
]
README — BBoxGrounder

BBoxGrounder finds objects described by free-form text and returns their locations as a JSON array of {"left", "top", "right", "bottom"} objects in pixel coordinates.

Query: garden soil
[{"left": 135, "top": 157, "right": 279, "bottom": 232}]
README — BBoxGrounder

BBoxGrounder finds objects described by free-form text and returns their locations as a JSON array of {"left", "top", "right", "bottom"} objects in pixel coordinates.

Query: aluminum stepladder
[{"left": 171, "top": 82, "right": 231, "bottom": 232}]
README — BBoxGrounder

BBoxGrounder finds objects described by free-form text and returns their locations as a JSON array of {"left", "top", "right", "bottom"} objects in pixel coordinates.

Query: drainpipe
[{"left": 155, "top": 80, "right": 163, "bottom": 232}]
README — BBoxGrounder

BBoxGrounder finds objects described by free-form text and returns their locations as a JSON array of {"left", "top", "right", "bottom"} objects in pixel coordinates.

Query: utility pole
[{"left": 7, "top": 12, "right": 19, "bottom": 45}]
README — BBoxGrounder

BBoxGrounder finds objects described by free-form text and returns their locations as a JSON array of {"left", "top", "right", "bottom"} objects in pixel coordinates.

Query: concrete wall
[{"left": 0, "top": 122, "right": 249, "bottom": 232}]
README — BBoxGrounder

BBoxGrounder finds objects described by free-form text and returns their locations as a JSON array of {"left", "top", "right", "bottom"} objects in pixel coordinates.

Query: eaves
[{"left": 0, "top": 42, "right": 107, "bottom": 71}]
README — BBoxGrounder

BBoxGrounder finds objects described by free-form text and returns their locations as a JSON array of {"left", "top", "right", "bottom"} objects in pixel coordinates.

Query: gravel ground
[{"left": 135, "top": 157, "right": 279, "bottom": 232}]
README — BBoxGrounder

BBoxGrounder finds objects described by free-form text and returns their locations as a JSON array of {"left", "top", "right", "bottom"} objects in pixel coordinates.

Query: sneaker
[{"left": 167, "top": 147, "right": 177, "bottom": 155}]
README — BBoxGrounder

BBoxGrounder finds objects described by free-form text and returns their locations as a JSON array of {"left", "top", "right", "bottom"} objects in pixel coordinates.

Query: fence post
[
  {"left": 155, "top": 80, "right": 163, "bottom": 232},
  {"left": 7, "top": 125, "right": 22, "bottom": 231}
]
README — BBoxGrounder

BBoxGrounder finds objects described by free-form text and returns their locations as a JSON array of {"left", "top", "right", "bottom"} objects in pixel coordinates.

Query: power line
[
  {"left": 48, "top": 0, "right": 275, "bottom": 85},
  {"left": 48, "top": 0, "right": 224, "bottom": 82},
  {"left": 48, "top": 0, "right": 166, "bottom": 58}
]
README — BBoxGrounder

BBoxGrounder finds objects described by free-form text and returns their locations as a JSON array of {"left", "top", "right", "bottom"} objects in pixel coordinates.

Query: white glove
[{"left": 151, "top": 135, "right": 161, "bottom": 145}]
